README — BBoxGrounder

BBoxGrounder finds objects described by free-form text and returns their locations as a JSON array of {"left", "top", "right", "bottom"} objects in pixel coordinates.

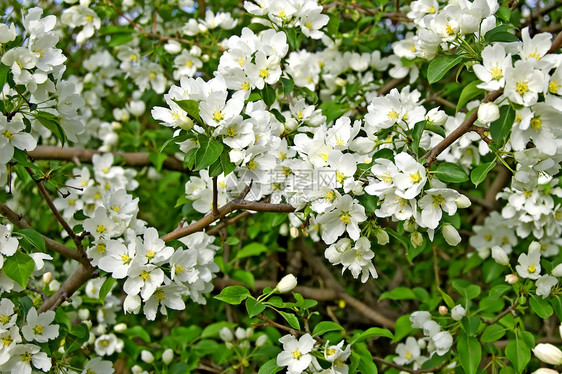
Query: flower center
[
  {"left": 388, "top": 110, "right": 399, "bottom": 119},
  {"left": 121, "top": 254, "right": 131, "bottom": 264},
  {"left": 490, "top": 66, "right": 502, "bottom": 79},
  {"left": 33, "top": 324, "right": 44, "bottom": 335},
  {"left": 97, "top": 243, "right": 106, "bottom": 254},
  {"left": 20, "top": 352, "right": 32, "bottom": 363},
  {"left": 549, "top": 80, "right": 559, "bottom": 94},
  {"left": 528, "top": 264, "right": 536, "bottom": 273},
  {"left": 292, "top": 349, "right": 302, "bottom": 359},
  {"left": 227, "top": 128, "right": 237, "bottom": 137},
  {"left": 340, "top": 213, "right": 351, "bottom": 224},
  {"left": 0, "top": 315, "right": 10, "bottom": 324},
  {"left": 259, "top": 68, "right": 269, "bottom": 78},
  {"left": 432, "top": 194, "right": 445, "bottom": 207},
  {"left": 410, "top": 172, "right": 421, "bottom": 183},
  {"left": 516, "top": 81, "right": 529, "bottom": 95},
  {"left": 247, "top": 160, "right": 258, "bottom": 170},
  {"left": 96, "top": 225, "right": 106, "bottom": 234},
  {"left": 140, "top": 270, "right": 151, "bottom": 281},
  {"left": 213, "top": 110, "right": 223, "bottom": 121},
  {"left": 2, "top": 336, "right": 12, "bottom": 346},
  {"left": 530, "top": 118, "right": 542, "bottom": 130},
  {"left": 175, "top": 265, "right": 184, "bottom": 274},
  {"left": 3, "top": 130, "right": 13, "bottom": 140}
]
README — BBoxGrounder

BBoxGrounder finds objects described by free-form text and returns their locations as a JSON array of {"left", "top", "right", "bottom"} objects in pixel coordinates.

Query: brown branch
[
  {"left": 107, "top": 0, "right": 192, "bottom": 44},
  {"left": 212, "top": 176, "right": 219, "bottom": 218},
  {"left": 206, "top": 211, "right": 251, "bottom": 236},
  {"left": 468, "top": 125, "right": 493, "bottom": 145},
  {"left": 423, "top": 90, "right": 502, "bottom": 166},
  {"left": 377, "top": 78, "right": 405, "bottom": 96},
  {"left": 481, "top": 301, "right": 518, "bottom": 326},
  {"left": 28, "top": 146, "right": 186, "bottom": 171},
  {"left": 296, "top": 238, "right": 396, "bottom": 329},
  {"left": 162, "top": 189, "right": 295, "bottom": 242},
  {"left": 548, "top": 30, "right": 562, "bottom": 54},
  {"left": 27, "top": 167, "right": 83, "bottom": 252},
  {"left": 38, "top": 263, "right": 96, "bottom": 312},
  {"left": 427, "top": 94, "right": 459, "bottom": 111},
  {"left": 0, "top": 201, "right": 87, "bottom": 264}
]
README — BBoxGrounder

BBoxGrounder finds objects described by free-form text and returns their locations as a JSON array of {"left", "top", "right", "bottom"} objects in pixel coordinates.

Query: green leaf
[
  {"left": 481, "top": 324, "right": 506, "bottom": 342},
  {"left": 258, "top": 358, "right": 283, "bottom": 374},
  {"left": 457, "top": 81, "right": 485, "bottom": 113},
  {"left": 245, "top": 298, "right": 266, "bottom": 318},
  {"left": 458, "top": 333, "right": 481, "bottom": 374},
  {"left": 312, "top": 321, "right": 344, "bottom": 337},
  {"left": 200, "top": 321, "right": 236, "bottom": 339},
  {"left": 175, "top": 99, "right": 202, "bottom": 124},
  {"left": 452, "top": 280, "right": 481, "bottom": 301},
  {"left": 70, "top": 324, "right": 90, "bottom": 342},
  {"left": 260, "top": 85, "right": 276, "bottom": 106},
  {"left": 235, "top": 243, "right": 268, "bottom": 260},
  {"left": 214, "top": 286, "right": 251, "bottom": 305},
  {"left": 496, "top": 5, "right": 511, "bottom": 22},
  {"left": 529, "top": 294, "right": 553, "bottom": 318},
  {"left": 505, "top": 337, "right": 531, "bottom": 373},
  {"left": 425, "top": 124, "right": 446, "bottom": 137},
  {"left": 231, "top": 269, "right": 255, "bottom": 289},
  {"left": 550, "top": 296, "right": 562, "bottom": 320},
  {"left": 490, "top": 105, "right": 515, "bottom": 145},
  {"left": 484, "top": 25, "right": 519, "bottom": 43},
  {"left": 326, "top": 13, "right": 340, "bottom": 35},
  {"left": 281, "top": 77, "right": 294, "bottom": 97},
  {"left": 379, "top": 287, "right": 417, "bottom": 301},
  {"left": 17, "top": 229, "right": 46, "bottom": 252},
  {"left": 3, "top": 252, "right": 35, "bottom": 288},
  {"left": 434, "top": 162, "right": 469, "bottom": 183},
  {"left": 108, "top": 33, "right": 134, "bottom": 47},
  {"left": 411, "top": 120, "right": 426, "bottom": 157},
  {"left": 279, "top": 311, "right": 300, "bottom": 330},
  {"left": 220, "top": 153, "right": 235, "bottom": 176},
  {"left": 439, "top": 289, "right": 455, "bottom": 308},
  {"left": 0, "top": 65, "right": 9, "bottom": 90},
  {"left": 122, "top": 326, "right": 151, "bottom": 343},
  {"left": 393, "top": 314, "right": 414, "bottom": 343},
  {"left": 270, "top": 108, "right": 286, "bottom": 123},
  {"left": 193, "top": 136, "right": 223, "bottom": 171},
  {"left": 462, "top": 316, "right": 482, "bottom": 336},
  {"left": 35, "top": 111, "right": 66, "bottom": 146},
  {"left": 471, "top": 161, "right": 496, "bottom": 187},
  {"left": 482, "top": 259, "right": 504, "bottom": 282},
  {"left": 99, "top": 277, "right": 116, "bottom": 302},
  {"left": 350, "top": 327, "right": 394, "bottom": 344},
  {"left": 149, "top": 152, "right": 168, "bottom": 172},
  {"left": 427, "top": 55, "right": 464, "bottom": 84}
]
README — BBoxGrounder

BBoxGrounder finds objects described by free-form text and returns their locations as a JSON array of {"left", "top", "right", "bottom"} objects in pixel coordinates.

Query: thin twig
[
  {"left": 26, "top": 167, "right": 83, "bottom": 252},
  {"left": 374, "top": 357, "right": 449, "bottom": 374},
  {"left": 0, "top": 201, "right": 87, "bottom": 264}
]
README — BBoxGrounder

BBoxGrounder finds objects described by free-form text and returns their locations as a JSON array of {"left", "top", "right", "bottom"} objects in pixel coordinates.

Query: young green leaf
[
  {"left": 245, "top": 298, "right": 266, "bottom": 318},
  {"left": 457, "top": 81, "right": 485, "bottom": 113},
  {"left": 312, "top": 321, "right": 344, "bottom": 337},
  {"left": 214, "top": 286, "right": 251, "bottom": 305},
  {"left": 427, "top": 55, "right": 464, "bottom": 84},
  {"left": 458, "top": 333, "right": 481, "bottom": 374},
  {"left": 3, "top": 252, "right": 35, "bottom": 288},
  {"left": 434, "top": 162, "right": 469, "bottom": 183},
  {"left": 470, "top": 161, "right": 496, "bottom": 187}
]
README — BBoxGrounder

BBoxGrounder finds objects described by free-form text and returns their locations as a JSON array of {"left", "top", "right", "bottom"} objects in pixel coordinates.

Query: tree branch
[
  {"left": 27, "top": 167, "right": 84, "bottom": 252},
  {"left": 423, "top": 90, "right": 502, "bottom": 166},
  {"left": 28, "top": 146, "right": 186, "bottom": 171},
  {"left": 38, "top": 263, "right": 96, "bottom": 312},
  {"left": 0, "top": 201, "right": 88, "bottom": 264}
]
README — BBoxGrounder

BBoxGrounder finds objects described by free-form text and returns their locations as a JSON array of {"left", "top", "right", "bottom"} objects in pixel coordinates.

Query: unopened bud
[
  {"left": 403, "top": 219, "right": 416, "bottom": 232},
  {"left": 219, "top": 327, "right": 233, "bottom": 342},
  {"left": 256, "top": 335, "right": 268, "bottom": 347},
  {"left": 532, "top": 343, "right": 562, "bottom": 365},
  {"left": 162, "top": 348, "right": 174, "bottom": 365},
  {"left": 477, "top": 102, "right": 500, "bottom": 124},
  {"left": 505, "top": 274, "right": 518, "bottom": 284},
  {"left": 491, "top": 246, "right": 509, "bottom": 266},
  {"left": 131, "top": 365, "right": 144, "bottom": 374},
  {"left": 78, "top": 309, "right": 90, "bottom": 320},
  {"left": 42, "top": 272, "right": 52, "bottom": 284},
  {"left": 532, "top": 369, "right": 559, "bottom": 374},
  {"left": 141, "top": 350, "right": 154, "bottom": 364},
  {"left": 552, "top": 264, "right": 562, "bottom": 277},
  {"left": 455, "top": 195, "right": 471, "bottom": 209},
  {"left": 114, "top": 323, "right": 127, "bottom": 332},
  {"left": 277, "top": 274, "right": 298, "bottom": 293},
  {"left": 235, "top": 327, "right": 246, "bottom": 340},
  {"left": 529, "top": 241, "right": 541, "bottom": 252},
  {"left": 438, "top": 305, "right": 448, "bottom": 315},
  {"left": 289, "top": 227, "right": 300, "bottom": 238},
  {"left": 451, "top": 305, "right": 466, "bottom": 321},
  {"left": 178, "top": 117, "right": 194, "bottom": 131},
  {"left": 442, "top": 224, "right": 461, "bottom": 246},
  {"left": 374, "top": 228, "right": 389, "bottom": 245},
  {"left": 410, "top": 231, "right": 423, "bottom": 247}
]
